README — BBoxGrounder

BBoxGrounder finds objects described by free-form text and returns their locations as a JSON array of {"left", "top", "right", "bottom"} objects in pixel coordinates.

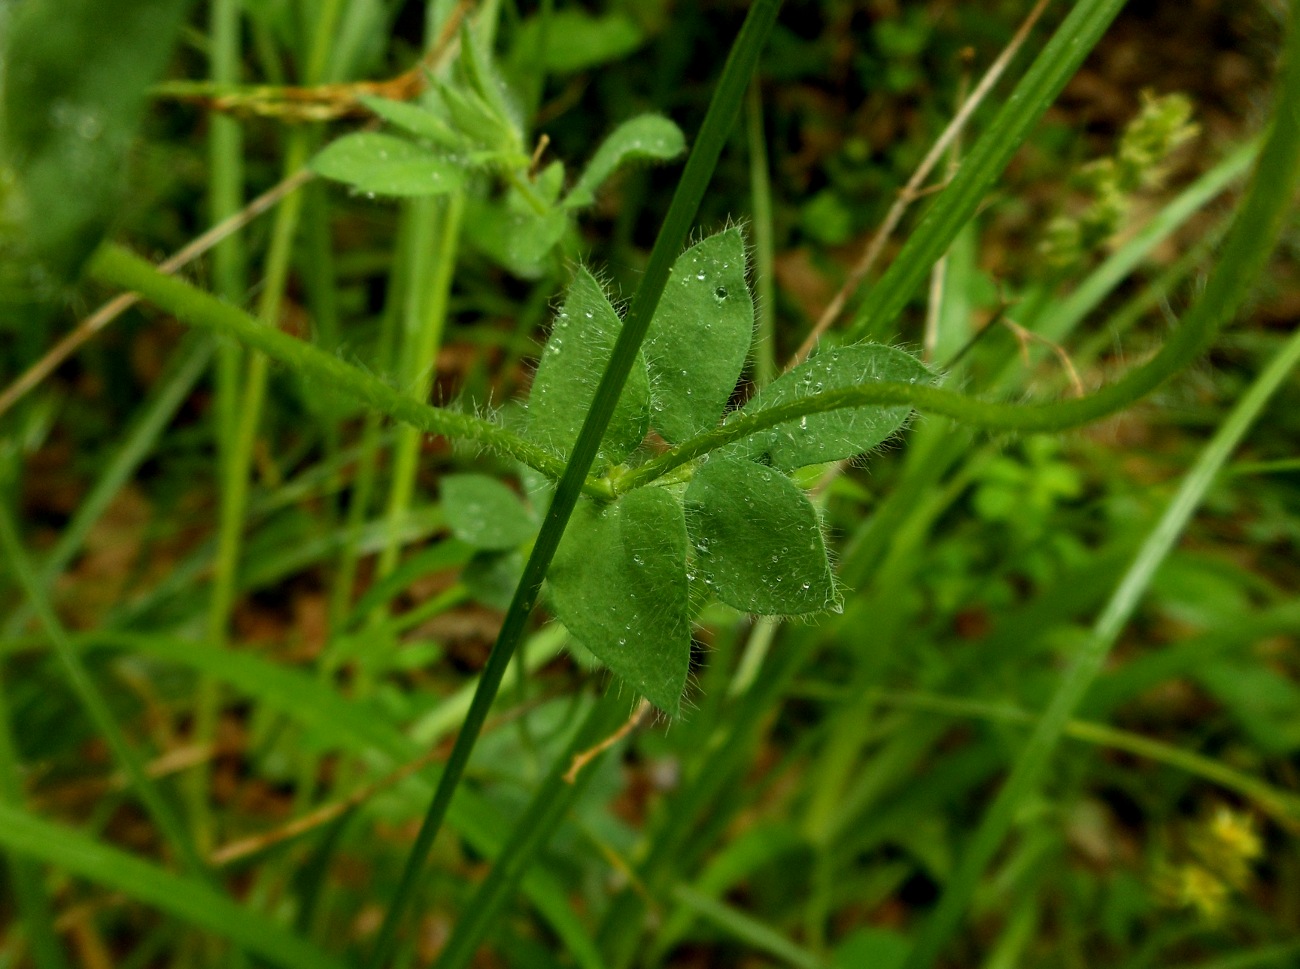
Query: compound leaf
[
  {"left": 731, "top": 343, "right": 932, "bottom": 470},
  {"left": 565, "top": 114, "right": 686, "bottom": 210},
  {"left": 685, "top": 454, "right": 835, "bottom": 615},
  {"left": 442, "top": 474, "right": 536, "bottom": 551},
  {"left": 527, "top": 268, "right": 650, "bottom": 467},
  {"left": 549, "top": 489, "right": 691, "bottom": 715},
  {"left": 311, "top": 132, "right": 465, "bottom": 197},
  {"left": 644, "top": 227, "right": 753, "bottom": 443}
]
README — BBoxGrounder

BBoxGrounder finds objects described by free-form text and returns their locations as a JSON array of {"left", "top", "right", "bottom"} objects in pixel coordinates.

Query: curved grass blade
[{"left": 0, "top": 803, "right": 349, "bottom": 969}]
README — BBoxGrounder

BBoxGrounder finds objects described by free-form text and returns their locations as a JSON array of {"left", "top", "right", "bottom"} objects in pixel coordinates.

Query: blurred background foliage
[{"left": 0, "top": 1, "right": 1298, "bottom": 968}]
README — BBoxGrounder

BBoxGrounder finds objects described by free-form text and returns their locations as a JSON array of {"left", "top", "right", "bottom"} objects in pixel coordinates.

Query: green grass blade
[
  {"left": 0, "top": 506, "right": 208, "bottom": 878},
  {"left": 0, "top": 803, "right": 349, "bottom": 969},
  {"left": 363, "top": 4, "right": 784, "bottom": 965},
  {"left": 670, "top": 885, "right": 829, "bottom": 969},
  {"left": 848, "top": 0, "right": 1127, "bottom": 341},
  {"left": 899, "top": 17, "right": 1300, "bottom": 961}
]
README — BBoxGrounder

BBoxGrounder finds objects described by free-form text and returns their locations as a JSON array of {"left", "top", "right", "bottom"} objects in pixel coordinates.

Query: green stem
[
  {"left": 615, "top": 86, "right": 1300, "bottom": 496},
  {"left": 85, "top": 243, "right": 578, "bottom": 488},
  {"left": 377, "top": 193, "right": 465, "bottom": 580},
  {"left": 898, "top": 15, "right": 1300, "bottom": 960},
  {"left": 363, "top": 3, "right": 784, "bottom": 965}
]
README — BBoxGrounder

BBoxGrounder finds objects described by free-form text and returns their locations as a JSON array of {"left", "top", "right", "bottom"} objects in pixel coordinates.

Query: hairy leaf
[
  {"left": 527, "top": 268, "right": 650, "bottom": 466},
  {"left": 565, "top": 115, "right": 686, "bottom": 209},
  {"left": 549, "top": 490, "right": 691, "bottom": 714},
  {"left": 644, "top": 228, "right": 753, "bottom": 442},
  {"left": 685, "top": 454, "right": 835, "bottom": 615},
  {"left": 442, "top": 474, "right": 536, "bottom": 551},
  {"left": 731, "top": 343, "right": 932, "bottom": 470},
  {"left": 311, "top": 132, "right": 465, "bottom": 197}
]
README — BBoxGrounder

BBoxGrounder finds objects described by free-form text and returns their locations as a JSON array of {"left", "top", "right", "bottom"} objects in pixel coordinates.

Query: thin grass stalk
[
  {"left": 899, "top": 23, "right": 1300, "bottom": 965},
  {"left": 363, "top": 3, "right": 784, "bottom": 965},
  {"left": 430, "top": 691, "right": 628, "bottom": 969}
]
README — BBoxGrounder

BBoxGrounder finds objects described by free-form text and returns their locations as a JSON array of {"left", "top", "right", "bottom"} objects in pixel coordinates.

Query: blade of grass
[
  {"left": 847, "top": 0, "right": 1128, "bottom": 342},
  {"left": 1, "top": 336, "right": 212, "bottom": 638},
  {"left": 0, "top": 672, "right": 70, "bottom": 969},
  {"left": 0, "top": 802, "right": 348, "bottom": 969},
  {"left": 898, "top": 20, "right": 1300, "bottom": 961},
  {"left": 0, "top": 506, "right": 208, "bottom": 879},
  {"left": 430, "top": 691, "right": 627, "bottom": 969},
  {"left": 671, "top": 885, "right": 829, "bottom": 969},
  {"left": 363, "top": 3, "right": 784, "bottom": 964}
]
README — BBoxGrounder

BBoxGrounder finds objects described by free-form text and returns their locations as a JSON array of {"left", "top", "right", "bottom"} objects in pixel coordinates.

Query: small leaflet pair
[{"left": 527, "top": 228, "right": 932, "bottom": 715}]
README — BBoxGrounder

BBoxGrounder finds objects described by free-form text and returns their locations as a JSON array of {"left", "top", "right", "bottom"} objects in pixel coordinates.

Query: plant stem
[
  {"left": 747, "top": 79, "right": 776, "bottom": 388},
  {"left": 362, "top": 3, "right": 784, "bottom": 965},
  {"left": 86, "top": 243, "right": 579, "bottom": 488}
]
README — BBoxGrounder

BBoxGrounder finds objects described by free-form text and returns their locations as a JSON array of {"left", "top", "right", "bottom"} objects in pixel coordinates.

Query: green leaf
[
  {"left": 437, "top": 83, "right": 519, "bottom": 156},
  {"left": 731, "top": 343, "right": 932, "bottom": 470},
  {"left": 685, "top": 454, "right": 835, "bottom": 615},
  {"left": 463, "top": 549, "right": 525, "bottom": 611},
  {"left": 527, "top": 268, "right": 650, "bottom": 467},
  {"left": 0, "top": 0, "right": 191, "bottom": 301},
  {"left": 510, "top": 11, "right": 646, "bottom": 75},
  {"left": 0, "top": 803, "right": 350, "bottom": 969},
  {"left": 644, "top": 227, "right": 753, "bottom": 442},
  {"left": 464, "top": 200, "right": 568, "bottom": 279},
  {"left": 549, "top": 490, "right": 691, "bottom": 715},
  {"left": 358, "top": 94, "right": 465, "bottom": 149},
  {"left": 566, "top": 114, "right": 687, "bottom": 209},
  {"left": 310, "top": 132, "right": 465, "bottom": 197},
  {"left": 442, "top": 474, "right": 536, "bottom": 550}
]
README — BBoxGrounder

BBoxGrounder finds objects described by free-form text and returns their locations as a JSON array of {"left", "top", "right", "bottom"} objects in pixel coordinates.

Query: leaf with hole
[
  {"left": 565, "top": 115, "right": 687, "bottom": 209},
  {"left": 310, "top": 132, "right": 466, "bottom": 197},
  {"left": 685, "top": 454, "right": 835, "bottom": 615},
  {"left": 548, "top": 489, "right": 691, "bottom": 715},
  {"left": 442, "top": 474, "right": 536, "bottom": 551},
  {"left": 644, "top": 227, "right": 753, "bottom": 442},
  {"left": 527, "top": 268, "right": 650, "bottom": 467},
  {"left": 730, "top": 343, "right": 932, "bottom": 470}
]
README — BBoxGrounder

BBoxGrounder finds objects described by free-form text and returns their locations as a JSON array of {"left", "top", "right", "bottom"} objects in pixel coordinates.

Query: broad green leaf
[
  {"left": 437, "top": 83, "right": 520, "bottom": 155},
  {"left": 565, "top": 114, "right": 687, "bottom": 209},
  {"left": 684, "top": 454, "right": 835, "bottom": 615},
  {"left": 0, "top": 804, "right": 349, "bottom": 969},
  {"left": 527, "top": 268, "right": 650, "bottom": 466},
  {"left": 0, "top": 0, "right": 190, "bottom": 301},
  {"left": 644, "top": 228, "right": 753, "bottom": 442},
  {"left": 510, "top": 11, "right": 646, "bottom": 75},
  {"left": 549, "top": 489, "right": 691, "bottom": 715},
  {"left": 442, "top": 474, "right": 536, "bottom": 550},
  {"left": 310, "top": 132, "right": 465, "bottom": 197},
  {"left": 731, "top": 343, "right": 932, "bottom": 470},
  {"left": 359, "top": 94, "right": 464, "bottom": 148}
]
